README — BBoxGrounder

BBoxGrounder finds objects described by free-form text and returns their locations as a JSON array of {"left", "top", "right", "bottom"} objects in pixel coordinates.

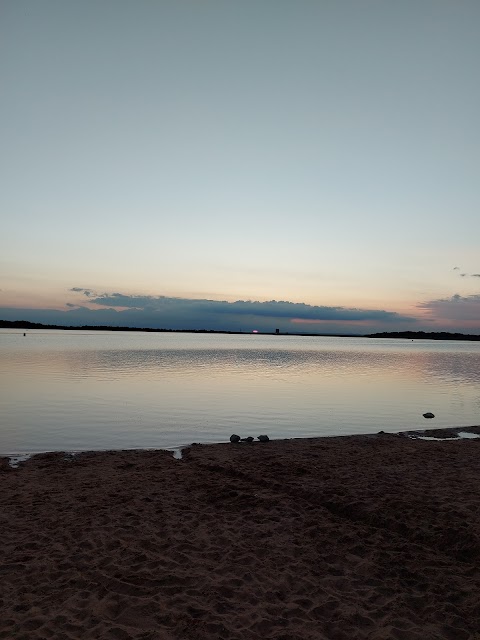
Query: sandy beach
[{"left": 2, "top": 431, "right": 480, "bottom": 640}]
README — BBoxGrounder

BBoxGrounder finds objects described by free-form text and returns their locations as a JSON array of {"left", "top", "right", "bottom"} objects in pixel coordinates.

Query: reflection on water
[
  {"left": 1, "top": 330, "right": 479, "bottom": 454},
  {"left": 420, "top": 352, "right": 480, "bottom": 385}
]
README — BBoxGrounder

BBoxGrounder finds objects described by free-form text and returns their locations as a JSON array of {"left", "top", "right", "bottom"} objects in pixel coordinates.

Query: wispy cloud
[
  {"left": 69, "top": 287, "right": 94, "bottom": 297},
  {"left": 454, "top": 270, "right": 480, "bottom": 279}
]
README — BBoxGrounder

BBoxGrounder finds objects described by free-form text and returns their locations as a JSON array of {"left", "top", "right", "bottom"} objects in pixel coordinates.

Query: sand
[{"left": 2, "top": 431, "right": 480, "bottom": 640}]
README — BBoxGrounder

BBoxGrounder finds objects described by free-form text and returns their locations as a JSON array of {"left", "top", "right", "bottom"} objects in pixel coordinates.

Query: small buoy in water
[
  {"left": 229, "top": 434, "right": 241, "bottom": 443},
  {"left": 423, "top": 412, "right": 435, "bottom": 419},
  {"left": 23, "top": 333, "right": 26, "bottom": 337}
]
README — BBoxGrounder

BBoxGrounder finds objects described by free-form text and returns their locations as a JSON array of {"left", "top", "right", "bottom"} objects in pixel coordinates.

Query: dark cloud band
[{"left": 69, "top": 289, "right": 414, "bottom": 324}]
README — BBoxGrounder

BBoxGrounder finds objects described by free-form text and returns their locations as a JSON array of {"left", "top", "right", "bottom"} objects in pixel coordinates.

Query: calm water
[{"left": 1, "top": 329, "right": 480, "bottom": 455}]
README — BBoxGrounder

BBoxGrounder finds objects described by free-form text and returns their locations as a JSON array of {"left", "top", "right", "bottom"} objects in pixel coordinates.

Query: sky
[{"left": 1, "top": 0, "right": 480, "bottom": 334}]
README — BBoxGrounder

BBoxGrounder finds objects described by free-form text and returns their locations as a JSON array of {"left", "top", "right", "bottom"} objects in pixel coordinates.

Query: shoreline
[
  {"left": 2, "top": 424, "right": 480, "bottom": 468},
  {"left": 3, "top": 323, "right": 480, "bottom": 340},
  {"left": 2, "top": 428, "right": 480, "bottom": 638}
]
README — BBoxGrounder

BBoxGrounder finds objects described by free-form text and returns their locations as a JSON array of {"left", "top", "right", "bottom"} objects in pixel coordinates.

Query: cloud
[
  {"left": 70, "top": 287, "right": 94, "bottom": 296},
  {"left": 74, "top": 290, "right": 414, "bottom": 323},
  {"left": 8, "top": 282, "right": 480, "bottom": 332},
  {"left": 454, "top": 271, "right": 480, "bottom": 278},
  {"left": 419, "top": 293, "right": 480, "bottom": 306},
  {"left": 418, "top": 293, "right": 480, "bottom": 328},
  {"left": 2, "top": 286, "right": 478, "bottom": 333},
  {"left": 54, "top": 289, "right": 418, "bottom": 334}
]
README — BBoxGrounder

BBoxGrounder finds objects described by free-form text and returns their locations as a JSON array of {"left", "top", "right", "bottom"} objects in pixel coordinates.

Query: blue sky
[{"left": 1, "top": 0, "right": 480, "bottom": 333}]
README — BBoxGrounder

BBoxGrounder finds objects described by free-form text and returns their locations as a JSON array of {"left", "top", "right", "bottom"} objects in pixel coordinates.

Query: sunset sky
[{"left": 1, "top": 0, "right": 479, "bottom": 334}]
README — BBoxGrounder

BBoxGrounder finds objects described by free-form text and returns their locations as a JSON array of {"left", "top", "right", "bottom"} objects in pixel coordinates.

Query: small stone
[
  {"left": 423, "top": 412, "right": 435, "bottom": 419},
  {"left": 257, "top": 435, "right": 270, "bottom": 442},
  {"left": 229, "top": 434, "right": 241, "bottom": 443},
  {"left": 241, "top": 436, "right": 254, "bottom": 443}
]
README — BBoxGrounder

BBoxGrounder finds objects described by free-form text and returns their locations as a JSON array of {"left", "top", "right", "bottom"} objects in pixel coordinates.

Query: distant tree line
[
  {"left": 0, "top": 320, "right": 242, "bottom": 334},
  {"left": 366, "top": 331, "right": 480, "bottom": 341},
  {"left": 2, "top": 320, "right": 478, "bottom": 340},
  {"left": 0, "top": 319, "right": 357, "bottom": 337}
]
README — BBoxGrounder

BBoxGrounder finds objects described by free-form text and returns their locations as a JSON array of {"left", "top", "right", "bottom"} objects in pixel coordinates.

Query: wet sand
[{"left": 2, "top": 430, "right": 480, "bottom": 640}]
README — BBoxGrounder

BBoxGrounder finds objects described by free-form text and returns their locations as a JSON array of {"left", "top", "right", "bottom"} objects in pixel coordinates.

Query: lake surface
[{"left": 1, "top": 330, "right": 480, "bottom": 455}]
